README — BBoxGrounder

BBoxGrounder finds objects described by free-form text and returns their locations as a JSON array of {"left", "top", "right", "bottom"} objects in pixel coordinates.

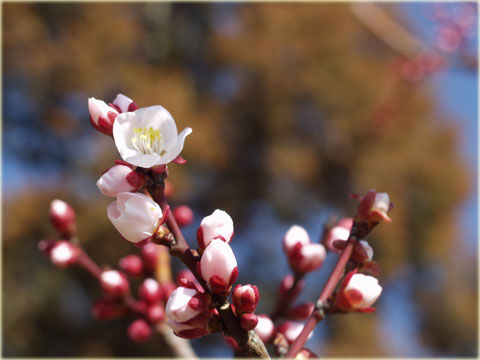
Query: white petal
[{"left": 166, "top": 287, "right": 200, "bottom": 322}]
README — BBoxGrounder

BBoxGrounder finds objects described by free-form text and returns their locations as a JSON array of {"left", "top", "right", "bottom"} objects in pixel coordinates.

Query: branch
[
  {"left": 155, "top": 322, "right": 197, "bottom": 358},
  {"left": 350, "top": 3, "right": 424, "bottom": 58}
]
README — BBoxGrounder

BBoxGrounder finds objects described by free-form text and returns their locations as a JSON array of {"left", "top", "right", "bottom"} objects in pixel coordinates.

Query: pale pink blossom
[
  {"left": 97, "top": 164, "right": 143, "bottom": 197},
  {"left": 197, "top": 209, "right": 234, "bottom": 249},
  {"left": 200, "top": 239, "right": 238, "bottom": 294},
  {"left": 88, "top": 97, "right": 119, "bottom": 135},
  {"left": 107, "top": 192, "right": 162, "bottom": 244},
  {"left": 254, "top": 315, "right": 275, "bottom": 343}
]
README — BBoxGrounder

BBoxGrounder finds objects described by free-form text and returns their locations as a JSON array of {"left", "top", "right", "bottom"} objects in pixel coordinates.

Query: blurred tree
[{"left": 2, "top": 2, "right": 476, "bottom": 357}]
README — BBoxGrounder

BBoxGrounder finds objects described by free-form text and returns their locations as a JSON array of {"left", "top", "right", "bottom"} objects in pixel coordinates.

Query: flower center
[{"left": 131, "top": 127, "right": 165, "bottom": 155}]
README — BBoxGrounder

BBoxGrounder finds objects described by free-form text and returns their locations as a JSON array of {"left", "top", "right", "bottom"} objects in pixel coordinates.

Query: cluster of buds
[{"left": 283, "top": 225, "right": 326, "bottom": 275}]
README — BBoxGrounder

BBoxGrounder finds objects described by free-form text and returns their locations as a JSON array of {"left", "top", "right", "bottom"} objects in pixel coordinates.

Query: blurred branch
[
  {"left": 350, "top": 3, "right": 424, "bottom": 57},
  {"left": 156, "top": 323, "right": 197, "bottom": 358}
]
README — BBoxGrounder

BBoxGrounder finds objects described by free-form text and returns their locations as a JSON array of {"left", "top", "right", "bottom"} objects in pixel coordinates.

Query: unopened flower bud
[
  {"left": 233, "top": 284, "right": 259, "bottom": 314},
  {"left": 38, "top": 239, "right": 57, "bottom": 256},
  {"left": 333, "top": 270, "right": 382, "bottom": 312},
  {"left": 100, "top": 270, "right": 130, "bottom": 298},
  {"left": 200, "top": 239, "right": 238, "bottom": 294},
  {"left": 173, "top": 206, "right": 194, "bottom": 228},
  {"left": 254, "top": 314, "right": 275, "bottom": 343},
  {"left": 323, "top": 218, "right": 353, "bottom": 252},
  {"left": 296, "top": 348, "right": 318, "bottom": 360},
  {"left": 356, "top": 190, "right": 392, "bottom": 223},
  {"left": 289, "top": 243, "right": 326, "bottom": 274},
  {"left": 352, "top": 240, "right": 374, "bottom": 263},
  {"left": 141, "top": 242, "right": 159, "bottom": 272},
  {"left": 49, "top": 241, "right": 79, "bottom": 268},
  {"left": 111, "top": 93, "right": 138, "bottom": 113},
  {"left": 138, "top": 278, "right": 163, "bottom": 304},
  {"left": 127, "top": 319, "right": 152, "bottom": 344},
  {"left": 277, "top": 321, "right": 312, "bottom": 344},
  {"left": 118, "top": 255, "right": 144, "bottom": 276},
  {"left": 97, "top": 165, "right": 144, "bottom": 197},
  {"left": 166, "top": 287, "right": 212, "bottom": 339},
  {"left": 240, "top": 313, "right": 258, "bottom": 331},
  {"left": 283, "top": 225, "right": 310, "bottom": 255},
  {"left": 92, "top": 298, "right": 126, "bottom": 321},
  {"left": 88, "top": 97, "right": 119, "bottom": 135},
  {"left": 197, "top": 209, "right": 234, "bottom": 249},
  {"left": 49, "top": 199, "right": 76, "bottom": 238},
  {"left": 107, "top": 192, "right": 163, "bottom": 245},
  {"left": 286, "top": 302, "right": 314, "bottom": 320},
  {"left": 147, "top": 304, "right": 166, "bottom": 324}
]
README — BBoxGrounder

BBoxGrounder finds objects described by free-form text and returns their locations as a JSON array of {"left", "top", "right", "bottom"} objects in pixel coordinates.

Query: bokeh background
[{"left": 2, "top": 2, "right": 478, "bottom": 357}]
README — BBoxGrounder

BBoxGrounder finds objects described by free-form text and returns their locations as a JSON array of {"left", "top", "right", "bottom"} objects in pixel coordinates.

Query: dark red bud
[
  {"left": 118, "top": 255, "right": 143, "bottom": 276},
  {"left": 147, "top": 304, "right": 166, "bottom": 324},
  {"left": 240, "top": 313, "right": 258, "bottom": 331},
  {"left": 141, "top": 242, "right": 158, "bottom": 273},
  {"left": 138, "top": 278, "right": 163, "bottom": 304},
  {"left": 127, "top": 319, "right": 152, "bottom": 344},
  {"left": 173, "top": 206, "right": 194, "bottom": 227}
]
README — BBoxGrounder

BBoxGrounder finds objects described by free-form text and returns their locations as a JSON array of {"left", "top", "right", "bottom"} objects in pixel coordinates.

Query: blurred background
[{"left": 2, "top": 2, "right": 478, "bottom": 357}]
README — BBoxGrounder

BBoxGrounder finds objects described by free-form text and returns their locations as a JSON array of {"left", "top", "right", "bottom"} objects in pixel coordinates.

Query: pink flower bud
[
  {"left": 138, "top": 278, "right": 164, "bottom": 304},
  {"left": 147, "top": 304, "right": 166, "bottom": 324},
  {"left": 286, "top": 302, "right": 314, "bottom": 321},
  {"left": 49, "top": 241, "right": 79, "bottom": 268},
  {"left": 436, "top": 26, "right": 462, "bottom": 53},
  {"left": 173, "top": 206, "right": 194, "bottom": 228},
  {"left": 111, "top": 93, "right": 138, "bottom": 113},
  {"left": 100, "top": 270, "right": 130, "bottom": 298},
  {"left": 323, "top": 218, "right": 353, "bottom": 252},
  {"left": 277, "top": 321, "right": 312, "bottom": 344},
  {"left": 283, "top": 225, "right": 310, "bottom": 256},
  {"left": 118, "top": 255, "right": 144, "bottom": 276},
  {"left": 200, "top": 239, "right": 238, "bottom": 294},
  {"left": 233, "top": 284, "right": 259, "bottom": 314},
  {"left": 88, "top": 97, "right": 119, "bottom": 135},
  {"left": 353, "top": 240, "right": 374, "bottom": 262},
  {"left": 107, "top": 192, "right": 163, "bottom": 244},
  {"left": 240, "top": 313, "right": 258, "bottom": 331},
  {"left": 254, "top": 315, "right": 275, "bottom": 343},
  {"left": 289, "top": 243, "right": 326, "bottom": 274},
  {"left": 166, "top": 287, "right": 207, "bottom": 323},
  {"left": 296, "top": 348, "right": 318, "bottom": 359},
  {"left": 97, "top": 165, "right": 144, "bottom": 197},
  {"left": 334, "top": 270, "right": 382, "bottom": 312},
  {"left": 92, "top": 298, "right": 126, "bottom": 321},
  {"left": 356, "top": 190, "right": 392, "bottom": 223},
  {"left": 127, "top": 319, "right": 152, "bottom": 344},
  {"left": 141, "top": 242, "right": 159, "bottom": 272},
  {"left": 197, "top": 209, "right": 234, "bottom": 249},
  {"left": 49, "top": 199, "right": 76, "bottom": 238},
  {"left": 166, "top": 287, "right": 212, "bottom": 339}
]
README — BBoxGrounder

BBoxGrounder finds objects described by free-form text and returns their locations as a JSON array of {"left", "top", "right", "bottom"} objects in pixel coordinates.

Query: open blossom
[
  {"left": 197, "top": 209, "right": 234, "bottom": 249},
  {"left": 97, "top": 164, "right": 144, "bottom": 197},
  {"left": 113, "top": 105, "right": 192, "bottom": 168},
  {"left": 88, "top": 97, "right": 119, "bottom": 135},
  {"left": 200, "top": 239, "right": 238, "bottom": 294},
  {"left": 107, "top": 192, "right": 162, "bottom": 245},
  {"left": 333, "top": 270, "right": 382, "bottom": 312}
]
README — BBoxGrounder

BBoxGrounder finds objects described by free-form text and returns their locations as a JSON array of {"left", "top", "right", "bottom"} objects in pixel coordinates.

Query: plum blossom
[{"left": 113, "top": 105, "right": 192, "bottom": 168}]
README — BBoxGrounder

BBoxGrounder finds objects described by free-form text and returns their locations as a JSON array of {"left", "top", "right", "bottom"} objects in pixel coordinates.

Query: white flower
[
  {"left": 113, "top": 105, "right": 192, "bottom": 168},
  {"left": 166, "top": 287, "right": 202, "bottom": 323},
  {"left": 254, "top": 315, "right": 275, "bottom": 343},
  {"left": 107, "top": 192, "right": 162, "bottom": 244},
  {"left": 197, "top": 209, "right": 234, "bottom": 249}
]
